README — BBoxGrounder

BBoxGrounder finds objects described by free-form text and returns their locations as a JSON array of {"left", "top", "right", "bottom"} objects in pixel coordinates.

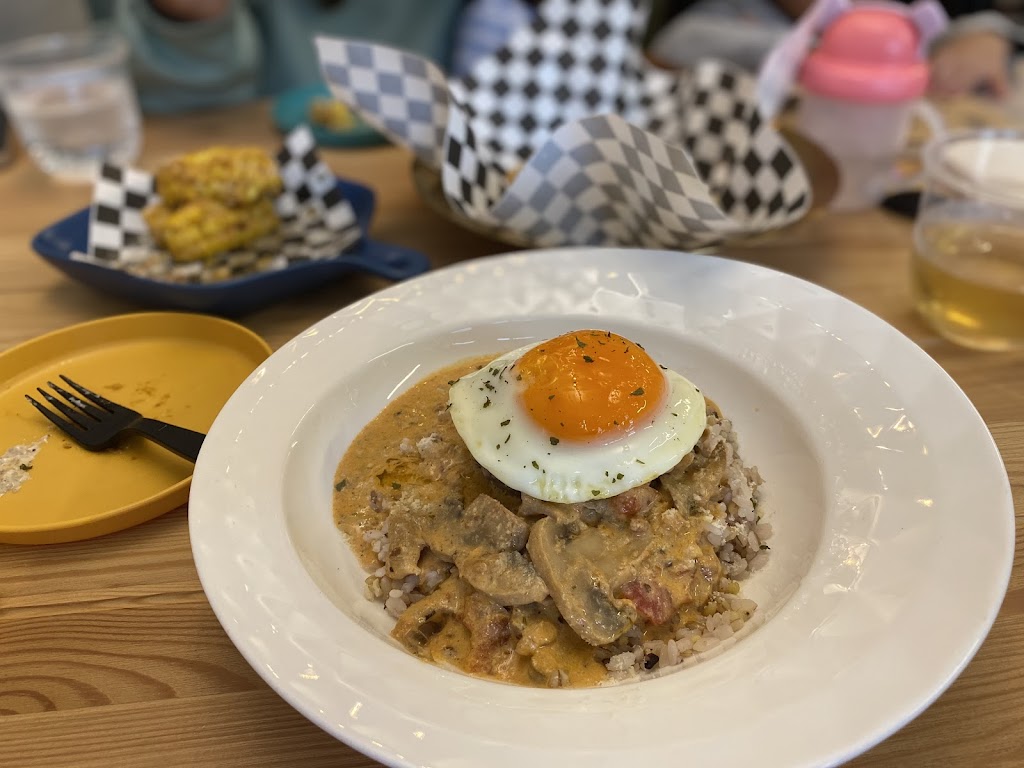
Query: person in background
[
  {"left": 84, "top": 0, "right": 466, "bottom": 113},
  {"left": 450, "top": 0, "right": 539, "bottom": 79},
  {"left": 928, "top": 3, "right": 1020, "bottom": 97},
  {"left": 647, "top": 0, "right": 1023, "bottom": 100}
]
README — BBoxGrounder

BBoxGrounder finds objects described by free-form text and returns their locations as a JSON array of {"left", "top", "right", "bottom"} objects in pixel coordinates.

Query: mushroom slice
[{"left": 526, "top": 517, "right": 636, "bottom": 646}]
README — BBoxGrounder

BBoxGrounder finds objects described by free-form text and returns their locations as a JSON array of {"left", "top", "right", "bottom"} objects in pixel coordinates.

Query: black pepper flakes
[
  {"left": 643, "top": 653, "right": 659, "bottom": 670},
  {"left": 482, "top": 397, "right": 491, "bottom": 408},
  {"left": 631, "top": 387, "right": 645, "bottom": 396},
  {"left": 334, "top": 479, "right": 347, "bottom": 492},
  {"left": 550, "top": 437, "right": 560, "bottom": 445},
  {"left": 582, "top": 355, "right": 594, "bottom": 363},
  {"left": 531, "top": 460, "right": 539, "bottom": 469},
  {"left": 500, "top": 419, "right": 510, "bottom": 426}
]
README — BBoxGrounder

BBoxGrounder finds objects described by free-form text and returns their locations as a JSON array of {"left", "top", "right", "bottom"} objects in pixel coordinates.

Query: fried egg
[{"left": 448, "top": 330, "right": 706, "bottom": 503}]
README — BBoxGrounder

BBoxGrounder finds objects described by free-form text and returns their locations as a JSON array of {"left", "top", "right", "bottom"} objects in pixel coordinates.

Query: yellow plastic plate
[{"left": 0, "top": 313, "right": 271, "bottom": 544}]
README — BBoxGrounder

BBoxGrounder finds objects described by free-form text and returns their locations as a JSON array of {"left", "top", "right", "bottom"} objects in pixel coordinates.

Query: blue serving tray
[{"left": 31, "top": 178, "right": 430, "bottom": 316}]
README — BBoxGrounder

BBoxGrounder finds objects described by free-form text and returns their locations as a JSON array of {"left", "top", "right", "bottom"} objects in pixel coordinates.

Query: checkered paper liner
[
  {"left": 316, "top": 0, "right": 811, "bottom": 250},
  {"left": 72, "top": 126, "right": 361, "bottom": 283}
]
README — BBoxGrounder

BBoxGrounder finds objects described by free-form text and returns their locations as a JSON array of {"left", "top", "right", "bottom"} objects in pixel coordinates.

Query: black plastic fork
[{"left": 25, "top": 375, "right": 205, "bottom": 462}]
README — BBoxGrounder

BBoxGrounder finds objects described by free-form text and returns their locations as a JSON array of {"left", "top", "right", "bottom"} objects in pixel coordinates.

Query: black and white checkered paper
[
  {"left": 75, "top": 126, "right": 362, "bottom": 283},
  {"left": 316, "top": 0, "right": 811, "bottom": 250}
]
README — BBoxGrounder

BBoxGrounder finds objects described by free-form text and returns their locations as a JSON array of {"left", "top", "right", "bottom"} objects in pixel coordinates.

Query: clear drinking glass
[
  {"left": 912, "top": 130, "right": 1024, "bottom": 351},
  {"left": 0, "top": 26, "right": 141, "bottom": 182}
]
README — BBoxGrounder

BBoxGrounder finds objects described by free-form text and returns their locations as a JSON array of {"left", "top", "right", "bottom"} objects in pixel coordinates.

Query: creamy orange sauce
[{"left": 332, "top": 356, "right": 726, "bottom": 688}]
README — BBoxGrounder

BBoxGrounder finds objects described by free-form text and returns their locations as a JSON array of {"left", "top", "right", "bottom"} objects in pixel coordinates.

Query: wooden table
[{"left": 0, "top": 101, "right": 1021, "bottom": 768}]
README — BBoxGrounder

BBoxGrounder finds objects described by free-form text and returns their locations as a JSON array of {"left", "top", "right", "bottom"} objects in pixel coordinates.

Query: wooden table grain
[{"left": 0, "top": 101, "right": 1020, "bottom": 768}]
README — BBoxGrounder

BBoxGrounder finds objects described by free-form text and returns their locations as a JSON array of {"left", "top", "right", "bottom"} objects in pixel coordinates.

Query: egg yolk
[{"left": 514, "top": 330, "right": 667, "bottom": 442}]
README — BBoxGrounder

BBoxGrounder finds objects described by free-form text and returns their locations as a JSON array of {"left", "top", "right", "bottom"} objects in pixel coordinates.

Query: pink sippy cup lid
[{"left": 798, "top": 6, "right": 930, "bottom": 103}]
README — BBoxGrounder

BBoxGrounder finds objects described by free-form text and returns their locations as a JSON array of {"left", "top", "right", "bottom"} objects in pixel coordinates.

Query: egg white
[{"left": 448, "top": 344, "right": 706, "bottom": 503}]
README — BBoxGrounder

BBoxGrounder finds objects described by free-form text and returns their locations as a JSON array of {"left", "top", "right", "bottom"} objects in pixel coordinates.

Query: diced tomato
[{"left": 618, "top": 579, "right": 673, "bottom": 625}]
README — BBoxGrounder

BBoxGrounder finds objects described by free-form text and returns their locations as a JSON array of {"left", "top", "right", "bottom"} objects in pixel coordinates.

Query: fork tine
[
  {"left": 37, "top": 388, "right": 92, "bottom": 429},
  {"left": 59, "top": 375, "right": 125, "bottom": 413},
  {"left": 47, "top": 381, "right": 105, "bottom": 420},
  {"left": 25, "top": 394, "right": 87, "bottom": 438}
]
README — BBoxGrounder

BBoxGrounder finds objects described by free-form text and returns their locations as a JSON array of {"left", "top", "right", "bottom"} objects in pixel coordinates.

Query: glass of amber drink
[{"left": 912, "top": 131, "right": 1024, "bottom": 351}]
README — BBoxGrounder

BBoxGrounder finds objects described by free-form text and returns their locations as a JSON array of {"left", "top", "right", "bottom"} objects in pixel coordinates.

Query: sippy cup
[{"left": 794, "top": 4, "right": 945, "bottom": 210}]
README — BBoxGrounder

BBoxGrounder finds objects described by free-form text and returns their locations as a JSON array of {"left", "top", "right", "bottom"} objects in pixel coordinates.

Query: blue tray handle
[{"left": 343, "top": 240, "right": 432, "bottom": 281}]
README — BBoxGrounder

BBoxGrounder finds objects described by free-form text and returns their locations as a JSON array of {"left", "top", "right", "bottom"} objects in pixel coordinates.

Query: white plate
[{"left": 189, "top": 249, "right": 1014, "bottom": 768}]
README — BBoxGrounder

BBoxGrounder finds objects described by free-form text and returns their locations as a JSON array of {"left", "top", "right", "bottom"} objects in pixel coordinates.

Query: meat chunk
[
  {"left": 462, "top": 591, "right": 514, "bottom": 673},
  {"left": 391, "top": 575, "right": 469, "bottom": 652},
  {"left": 414, "top": 433, "right": 450, "bottom": 480},
  {"left": 384, "top": 512, "right": 425, "bottom": 579},
  {"left": 611, "top": 485, "right": 662, "bottom": 518},
  {"left": 456, "top": 494, "right": 529, "bottom": 554},
  {"left": 518, "top": 495, "right": 579, "bottom": 522},
  {"left": 390, "top": 577, "right": 513, "bottom": 675},
  {"left": 527, "top": 517, "right": 636, "bottom": 646},
  {"left": 520, "top": 485, "right": 662, "bottom": 525},
  {"left": 660, "top": 444, "right": 727, "bottom": 513},
  {"left": 617, "top": 579, "right": 674, "bottom": 625},
  {"left": 383, "top": 494, "right": 544, "bottom": 606},
  {"left": 460, "top": 550, "right": 548, "bottom": 606},
  {"left": 583, "top": 485, "right": 662, "bottom": 520}
]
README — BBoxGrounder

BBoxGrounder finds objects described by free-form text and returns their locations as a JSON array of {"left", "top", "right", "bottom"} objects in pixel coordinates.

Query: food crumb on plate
[{"left": 0, "top": 435, "right": 48, "bottom": 498}]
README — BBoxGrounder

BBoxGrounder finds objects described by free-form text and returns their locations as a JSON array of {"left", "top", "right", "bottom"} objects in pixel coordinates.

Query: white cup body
[{"left": 796, "top": 93, "right": 916, "bottom": 211}]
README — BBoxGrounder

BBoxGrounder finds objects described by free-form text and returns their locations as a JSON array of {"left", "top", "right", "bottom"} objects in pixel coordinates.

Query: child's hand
[{"left": 929, "top": 31, "right": 1012, "bottom": 100}]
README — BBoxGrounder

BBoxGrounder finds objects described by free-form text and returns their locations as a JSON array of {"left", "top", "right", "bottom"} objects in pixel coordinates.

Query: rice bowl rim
[{"left": 189, "top": 248, "right": 1014, "bottom": 768}]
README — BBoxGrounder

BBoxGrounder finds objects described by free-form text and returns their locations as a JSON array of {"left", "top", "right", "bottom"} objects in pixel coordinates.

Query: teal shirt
[{"left": 90, "top": 0, "right": 464, "bottom": 113}]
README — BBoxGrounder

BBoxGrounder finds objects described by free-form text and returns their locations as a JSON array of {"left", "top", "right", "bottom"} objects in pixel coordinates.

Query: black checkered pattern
[
  {"left": 439, "top": 92, "right": 511, "bottom": 220},
  {"left": 275, "top": 125, "right": 361, "bottom": 236},
  {"left": 89, "top": 164, "right": 156, "bottom": 261},
  {"left": 317, "top": 0, "right": 811, "bottom": 250},
  {"left": 489, "top": 114, "right": 736, "bottom": 250},
  {"left": 80, "top": 127, "right": 361, "bottom": 282},
  {"left": 317, "top": 37, "right": 449, "bottom": 168},
  {"left": 451, "top": 0, "right": 653, "bottom": 168},
  {"left": 680, "top": 62, "right": 808, "bottom": 225}
]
